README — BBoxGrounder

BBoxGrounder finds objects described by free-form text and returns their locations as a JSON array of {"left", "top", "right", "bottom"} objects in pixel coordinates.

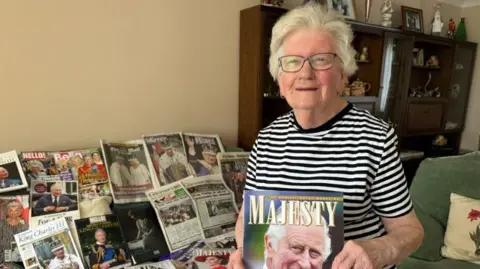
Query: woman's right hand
[{"left": 228, "top": 248, "right": 245, "bottom": 269}]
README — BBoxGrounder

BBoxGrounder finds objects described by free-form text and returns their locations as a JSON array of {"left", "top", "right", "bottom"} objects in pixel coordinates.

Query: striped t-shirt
[{"left": 244, "top": 102, "right": 412, "bottom": 269}]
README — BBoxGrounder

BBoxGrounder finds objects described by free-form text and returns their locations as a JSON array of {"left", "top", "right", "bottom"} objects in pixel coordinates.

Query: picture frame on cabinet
[
  {"left": 401, "top": 6, "right": 424, "bottom": 33},
  {"left": 326, "top": 0, "right": 356, "bottom": 20}
]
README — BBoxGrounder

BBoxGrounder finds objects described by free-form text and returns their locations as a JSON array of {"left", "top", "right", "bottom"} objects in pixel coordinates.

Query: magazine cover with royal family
[{"left": 242, "top": 190, "right": 344, "bottom": 269}]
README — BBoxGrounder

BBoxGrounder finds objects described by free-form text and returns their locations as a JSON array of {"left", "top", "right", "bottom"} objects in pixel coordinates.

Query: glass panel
[
  {"left": 378, "top": 34, "right": 412, "bottom": 133},
  {"left": 444, "top": 44, "right": 475, "bottom": 130}
]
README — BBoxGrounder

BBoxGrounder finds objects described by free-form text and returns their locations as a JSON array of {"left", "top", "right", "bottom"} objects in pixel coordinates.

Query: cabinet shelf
[{"left": 237, "top": 4, "right": 477, "bottom": 153}]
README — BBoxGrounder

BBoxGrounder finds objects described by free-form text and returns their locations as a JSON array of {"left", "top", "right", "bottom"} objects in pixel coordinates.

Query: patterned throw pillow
[{"left": 441, "top": 192, "right": 480, "bottom": 264}]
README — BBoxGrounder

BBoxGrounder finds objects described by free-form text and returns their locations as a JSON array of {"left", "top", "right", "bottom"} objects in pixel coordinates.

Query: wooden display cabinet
[{"left": 237, "top": 4, "right": 477, "bottom": 155}]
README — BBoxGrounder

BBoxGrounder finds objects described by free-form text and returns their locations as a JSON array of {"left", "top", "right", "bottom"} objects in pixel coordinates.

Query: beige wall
[
  {"left": 1, "top": 0, "right": 478, "bottom": 153},
  {"left": 0, "top": 0, "right": 258, "bottom": 153},
  {"left": 460, "top": 6, "right": 480, "bottom": 150}
]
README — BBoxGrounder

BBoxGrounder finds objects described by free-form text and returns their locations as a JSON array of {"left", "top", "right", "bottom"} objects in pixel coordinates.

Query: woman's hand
[
  {"left": 227, "top": 248, "right": 244, "bottom": 269},
  {"left": 332, "top": 240, "right": 382, "bottom": 269}
]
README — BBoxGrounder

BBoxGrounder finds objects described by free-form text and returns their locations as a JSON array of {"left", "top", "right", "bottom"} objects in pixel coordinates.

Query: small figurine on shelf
[
  {"left": 431, "top": 3, "right": 444, "bottom": 36},
  {"left": 447, "top": 19, "right": 456, "bottom": 38},
  {"left": 380, "top": 0, "right": 394, "bottom": 27},
  {"left": 359, "top": 45, "right": 369, "bottom": 61},
  {"left": 426, "top": 55, "right": 440, "bottom": 67}
]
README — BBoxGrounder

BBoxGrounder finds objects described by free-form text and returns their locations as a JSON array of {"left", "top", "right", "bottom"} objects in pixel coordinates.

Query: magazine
[
  {"left": 0, "top": 150, "right": 29, "bottom": 193},
  {"left": 160, "top": 242, "right": 208, "bottom": 269},
  {"left": 14, "top": 217, "right": 84, "bottom": 269},
  {"left": 52, "top": 148, "right": 112, "bottom": 218},
  {"left": 74, "top": 214, "right": 131, "bottom": 269},
  {"left": 181, "top": 175, "right": 238, "bottom": 243},
  {"left": 20, "top": 151, "right": 60, "bottom": 183},
  {"left": 101, "top": 139, "right": 155, "bottom": 204},
  {"left": 0, "top": 195, "right": 30, "bottom": 264},
  {"left": 143, "top": 133, "right": 196, "bottom": 186},
  {"left": 125, "top": 260, "right": 176, "bottom": 269},
  {"left": 191, "top": 248, "right": 233, "bottom": 269},
  {"left": 242, "top": 190, "right": 344, "bottom": 269},
  {"left": 182, "top": 133, "right": 224, "bottom": 177},
  {"left": 114, "top": 203, "right": 170, "bottom": 264},
  {"left": 146, "top": 181, "right": 203, "bottom": 252}
]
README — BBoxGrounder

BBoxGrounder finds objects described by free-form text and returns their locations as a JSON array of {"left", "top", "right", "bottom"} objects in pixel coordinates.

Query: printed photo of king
[
  {"left": 87, "top": 228, "right": 128, "bottom": 269},
  {"left": 250, "top": 204, "right": 334, "bottom": 269},
  {"left": 0, "top": 163, "right": 23, "bottom": 189},
  {"left": 32, "top": 183, "right": 78, "bottom": 216}
]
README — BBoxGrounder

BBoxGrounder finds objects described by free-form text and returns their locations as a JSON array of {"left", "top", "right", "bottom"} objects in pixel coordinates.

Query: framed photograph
[
  {"left": 401, "top": 6, "right": 424, "bottom": 32},
  {"left": 326, "top": 0, "right": 356, "bottom": 20}
]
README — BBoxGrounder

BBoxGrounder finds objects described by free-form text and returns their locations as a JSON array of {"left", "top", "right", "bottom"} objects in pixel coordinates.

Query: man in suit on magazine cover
[
  {"left": 33, "top": 183, "right": 77, "bottom": 215},
  {"left": 0, "top": 167, "right": 21, "bottom": 189},
  {"left": 88, "top": 229, "right": 127, "bottom": 269},
  {"left": 261, "top": 206, "right": 332, "bottom": 269}
]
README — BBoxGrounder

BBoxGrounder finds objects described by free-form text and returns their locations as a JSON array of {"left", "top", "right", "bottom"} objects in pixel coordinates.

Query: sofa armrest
[{"left": 410, "top": 203, "right": 445, "bottom": 261}]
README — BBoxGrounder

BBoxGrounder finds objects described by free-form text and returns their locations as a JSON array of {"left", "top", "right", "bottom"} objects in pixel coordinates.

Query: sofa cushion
[
  {"left": 408, "top": 152, "right": 480, "bottom": 260},
  {"left": 441, "top": 193, "right": 480, "bottom": 264},
  {"left": 399, "top": 256, "right": 480, "bottom": 269}
]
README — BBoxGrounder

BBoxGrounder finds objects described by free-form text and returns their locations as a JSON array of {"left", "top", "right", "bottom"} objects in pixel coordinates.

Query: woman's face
[
  {"left": 277, "top": 28, "right": 345, "bottom": 111},
  {"left": 7, "top": 205, "right": 20, "bottom": 219}
]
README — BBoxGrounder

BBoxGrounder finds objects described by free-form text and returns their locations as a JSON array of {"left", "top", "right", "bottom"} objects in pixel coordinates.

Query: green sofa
[{"left": 398, "top": 151, "right": 480, "bottom": 269}]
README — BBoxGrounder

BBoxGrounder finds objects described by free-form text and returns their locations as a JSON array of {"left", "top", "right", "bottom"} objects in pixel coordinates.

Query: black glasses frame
[{"left": 278, "top": 53, "right": 338, "bottom": 73}]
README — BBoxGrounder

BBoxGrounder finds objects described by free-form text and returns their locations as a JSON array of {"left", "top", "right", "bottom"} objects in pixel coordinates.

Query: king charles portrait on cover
[
  {"left": 88, "top": 229, "right": 127, "bottom": 269},
  {"left": 262, "top": 206, "right": 332, "bottom": 269}
]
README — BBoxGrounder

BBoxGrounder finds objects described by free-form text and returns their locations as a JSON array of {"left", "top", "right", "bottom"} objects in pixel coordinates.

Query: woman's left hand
[{"left": 331, "top": 240, "right": 381, "bottom": 269}]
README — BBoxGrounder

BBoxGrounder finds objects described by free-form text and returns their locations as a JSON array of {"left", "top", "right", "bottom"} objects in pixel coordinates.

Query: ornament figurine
[
  {"left": 431, "top": 3, "right": 444, "bottom": 36},
  {"left": 447, "top": 19, "right": 456, "bottom": 38},
  {"left": 380, "top": 0, "right": 394, "bottom": 27}
]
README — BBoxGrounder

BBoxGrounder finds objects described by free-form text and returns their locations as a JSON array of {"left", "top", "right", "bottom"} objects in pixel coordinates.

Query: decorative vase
[
  {"left": 365, "top": 0, "right": 372, "bottom": 22},
  {"left": 455, "top": 17, "right": 467, "bottom": 41}
]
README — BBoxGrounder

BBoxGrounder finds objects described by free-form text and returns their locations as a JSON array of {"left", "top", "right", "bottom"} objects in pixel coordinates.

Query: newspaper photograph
[
  {"left": 114, "top": 203, "right": 169, "bottom": 264},
  {"left": 143, "top": 133, "right": 196, "bottom": 186},
  {"left": 182, "top": 133, "right": 224, "bottom": 177},
  {"left": 0, "top": 150, "right": 29, "bottom": 193},
  {"left": 30, "top": 179, "right": 79, "bottom": 228},
  {"left": 218, "top": 156, "right": 248, "bottom": 209},
  {"left": 0, "top": 195, "right": 30, "bottom": 264},
  {"left": 181, "top": 175, "right": 238, "bottom": 242},
  {"left": 146, "top": 182, "right": 203, "bottom": 252},
  {"left": 74, "top": 214, "right": 131, "bottom": 269},
  {"left": 14, "top": 217, "right": 84, "bottom": 269},
  {"left": 101, "top": 140, "right": 155, "bottom": 204}
]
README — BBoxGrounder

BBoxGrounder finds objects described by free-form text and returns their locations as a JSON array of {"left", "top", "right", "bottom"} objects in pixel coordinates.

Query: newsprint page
[
  {"left": 181, "top": 175, "right": 238, "bottom": 245},
  {"left": 146, "top": 181, "right": 203, "bottom": 252},
  {"left": 14, "top": 217, "right": 84, "bottom": 269}
]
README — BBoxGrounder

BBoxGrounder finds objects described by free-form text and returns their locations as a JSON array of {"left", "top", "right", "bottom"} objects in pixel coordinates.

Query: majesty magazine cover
[{"left": 242, "top": 190, "right": 344, "bottom": 269}]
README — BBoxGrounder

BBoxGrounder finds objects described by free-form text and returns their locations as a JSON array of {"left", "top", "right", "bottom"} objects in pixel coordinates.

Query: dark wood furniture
[{"left": 237, "top": 4, "right": 477, "bottom": 157}]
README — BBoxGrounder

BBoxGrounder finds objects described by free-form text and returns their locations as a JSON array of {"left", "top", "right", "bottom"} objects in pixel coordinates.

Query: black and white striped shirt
[{"left": 244, "top": 103, "right": 412, "bottom": 269}]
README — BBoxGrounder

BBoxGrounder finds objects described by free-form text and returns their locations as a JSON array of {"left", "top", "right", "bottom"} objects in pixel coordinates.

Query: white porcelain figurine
[
  {"left": 431, "top": 3, "right": 444, "bottom": 35},
  {"left": 381, "top": 0, "right": 394, "bottom": 27}
]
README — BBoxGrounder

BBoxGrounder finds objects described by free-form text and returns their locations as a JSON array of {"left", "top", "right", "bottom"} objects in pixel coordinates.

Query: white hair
[
  {"left": 264, "top": 203, "right": 332, "bottom": 263},
  {"left": 268, "top": 2, "right": 358, "bottom": 80}
]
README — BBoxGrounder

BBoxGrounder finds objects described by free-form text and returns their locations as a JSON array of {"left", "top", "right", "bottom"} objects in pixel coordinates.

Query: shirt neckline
[{"left": 291, "top": 102, "right": 353, "bottom": 133}]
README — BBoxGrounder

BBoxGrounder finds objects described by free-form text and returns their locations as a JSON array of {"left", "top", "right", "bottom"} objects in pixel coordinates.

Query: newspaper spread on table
[
  {"left": 180, "top": 174, "right": 238, "bottom": 245},
  {"left": 146, "top": 180, "right": 203, "bottom": 252},
  {"left": 217, "top": 152, "right": 249, "bottom": 209},
  {"left": 14, "top": 217, "right": 84, "bottom": 269}
]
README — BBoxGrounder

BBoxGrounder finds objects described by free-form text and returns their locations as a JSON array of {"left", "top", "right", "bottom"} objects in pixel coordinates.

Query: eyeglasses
[{"left": 278, "top": 53, "right": 337, "bottom": 73}]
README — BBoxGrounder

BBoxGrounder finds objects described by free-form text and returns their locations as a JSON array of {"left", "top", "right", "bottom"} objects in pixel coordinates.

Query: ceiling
[{"left": 438, "top": 0, "right": 480, "bottom": 7}]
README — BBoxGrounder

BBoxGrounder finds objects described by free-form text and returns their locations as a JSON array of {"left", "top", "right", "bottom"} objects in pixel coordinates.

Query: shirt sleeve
[
  {"left": 370, "top": 127, "right": 413, "bottom": 218},
  {"left": 244, "top": 139, "right": 259, "bottom": 191}
]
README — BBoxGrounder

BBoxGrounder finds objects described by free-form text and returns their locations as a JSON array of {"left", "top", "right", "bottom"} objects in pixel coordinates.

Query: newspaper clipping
[
  {"left": 30, "top": 176, "right": 79, "bottom": 228},
  {"left": 146, "top": 182, "right": 203, "bottom": 252},
  {"left": 14, "top": 217, "right": 84, "bottom": 269},
  {"left": 182, "top": 133, "right": 224, "bottom": 177},
  {"left": 0, "top": 150, "right": 29, "bottom": 193},
  {"left": 181, "top": 175, "right": 238, "bottom": 244},
  {"left": 0, "top": 195, "right": 30, "bottom": 264},
  {"left": 143, "top": 133, "right": 196, "bottom": 186},
  {"left": 101, "top": 140, "right": 155, "bottom": 204},
  {"left": 217, "top": 154, "right": 248, "bottom": 209}
]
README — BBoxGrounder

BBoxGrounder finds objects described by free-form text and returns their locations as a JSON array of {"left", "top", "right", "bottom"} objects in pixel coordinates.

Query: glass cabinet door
[
  {"left": 444, "top": 43, "right": 476, "bottom": 131},
  {"left": 377, "top": 33, "right": 414, "bottom": 135}
]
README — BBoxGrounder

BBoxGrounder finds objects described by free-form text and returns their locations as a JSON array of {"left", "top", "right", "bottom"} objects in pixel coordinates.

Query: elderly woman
[
  {"left": 0, "top": 201, "right": 29, "bottom": 264},
  {"left": 228, "top": 3, "right": 424, "bottom": 269}
]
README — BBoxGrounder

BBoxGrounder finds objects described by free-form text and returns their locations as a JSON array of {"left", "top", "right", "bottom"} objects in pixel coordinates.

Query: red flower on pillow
[{"left": 467, "top": 209, "right": 480, "bottom": 221}]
